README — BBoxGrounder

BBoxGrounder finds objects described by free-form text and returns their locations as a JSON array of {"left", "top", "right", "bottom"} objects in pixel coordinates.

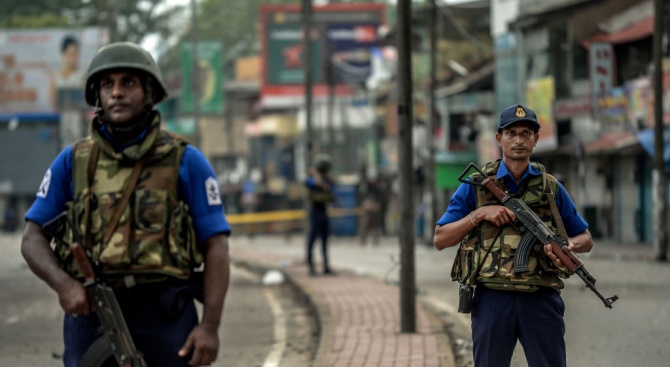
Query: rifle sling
[
  {"left": 83, "top": 144, "right": 100, "bottom": 249},
  {"left": 545, "top": 187, "right": 569, "bottom": 243},
  {"left": 102, "top": 158, "right": 146, "bottom": 246},
  {"left": 85, "top": 144, "right": 147, "bottom": 247}
]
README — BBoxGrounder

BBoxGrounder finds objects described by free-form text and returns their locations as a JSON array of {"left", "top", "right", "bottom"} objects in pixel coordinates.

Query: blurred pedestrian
[
  {"left": 20, "top": 42, "right": 231, "bottom": 367},
  {"left": 433, "top": 104, "right": 593, "bottom": 367},
  {"left": 359, "top": 177, "right": 381, "bottom": 246},
  {"left": 305, "top": 154, "right": 336, "bottom": 276}
]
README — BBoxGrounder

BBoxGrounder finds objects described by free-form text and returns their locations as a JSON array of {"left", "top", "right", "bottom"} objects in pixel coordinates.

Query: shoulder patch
[
  {"left": 37, "top": 168, "right": 52, "bottom": 198},
  {"left": 205, "top": 177, "right": 222, "bottom": 206}
]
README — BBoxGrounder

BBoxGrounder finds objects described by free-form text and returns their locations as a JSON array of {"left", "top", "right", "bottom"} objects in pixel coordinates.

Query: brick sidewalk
[{"left": 231, "top": 246, "right": 454, "bottom": 367}]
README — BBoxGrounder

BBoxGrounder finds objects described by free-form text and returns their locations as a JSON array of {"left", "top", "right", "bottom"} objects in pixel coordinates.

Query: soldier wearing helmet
[
  {"left": 21, "top": 42, "right": 231, "bottom": 367},
  {"left": 304, "top": 154, "right": 336, "bottom": 276}
]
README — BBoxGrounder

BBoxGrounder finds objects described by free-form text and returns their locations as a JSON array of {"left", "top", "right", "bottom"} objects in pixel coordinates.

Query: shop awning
[
  {"left": 583, "top": 16, "right": 653, "bottom": 48},
  {"left": 583, "top": 131, "right": 639, "bottom": 154},
  {"left": 637, "top": 127, "right": 670, "bottom": 169}
]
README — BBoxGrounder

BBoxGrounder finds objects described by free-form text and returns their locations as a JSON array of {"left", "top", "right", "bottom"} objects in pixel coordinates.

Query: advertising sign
[
  {"left": 260, "top": 3, "right": 385, "bottom": 107},
  {"left": 0, "top": 28, "right": 108, "bottom": 114},
  {"left": 597, "top": 87, "right": 628, "bottom": 130},
  {"left": 526, "top": 76, "right": 558, "bottom": 152},
  {"left": 588, "top": 42, "right": 615, "bottom": 120},
  {"left": 181, "top": 41, "right": 224, "bottom": 114},
  {"left": 626, "top": 77, "right": 650, "bottom": 130}
]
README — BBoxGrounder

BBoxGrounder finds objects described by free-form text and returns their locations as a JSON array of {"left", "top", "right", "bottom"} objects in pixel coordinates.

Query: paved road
[
  {"left": 0, "top": 232, "right": 317, "bottom": 367},
  {"left": 230, "top": 234, "right": 670, "bottom": 367},
  {"left": 4, "top": 230, "right": 669, "bottom": 367}
]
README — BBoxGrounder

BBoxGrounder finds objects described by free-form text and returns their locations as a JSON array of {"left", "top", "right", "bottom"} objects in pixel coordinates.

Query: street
[
  {"left": 228, "top": 234, "right": 670, "bottom": 367},
  {"left": 2, "top": 231, "right": 670, "bottom": 367},
  {"left": 0, "top": 232, "right": 317, "bottom": 367}
]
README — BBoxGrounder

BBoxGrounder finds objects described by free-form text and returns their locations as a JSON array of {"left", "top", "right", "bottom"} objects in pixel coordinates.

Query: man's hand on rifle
[
  {"left": 472, "top": 205, "right": 516, "bottom": 227},
  {"left": 544, "top": 242, "right": 575, "bottom": 268},
  {"left": 55, "top": 276, "right": 92, "bottom": 317}
]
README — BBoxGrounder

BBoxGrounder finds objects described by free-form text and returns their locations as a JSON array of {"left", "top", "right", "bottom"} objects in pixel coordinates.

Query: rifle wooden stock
[
  {"left": 481, "top": 178, "right": 510, "bottom": 203},
  {"left": 547, "top": 240, "right": 582, "bottom": 274},
  {"left": 69, "top": 243, "right": 95, "bottom": 283}
]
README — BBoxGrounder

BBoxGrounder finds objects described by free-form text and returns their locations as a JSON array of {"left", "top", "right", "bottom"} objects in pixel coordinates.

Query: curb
[{"left": 232, "top": 254, "right": 459, "bottom": 367}]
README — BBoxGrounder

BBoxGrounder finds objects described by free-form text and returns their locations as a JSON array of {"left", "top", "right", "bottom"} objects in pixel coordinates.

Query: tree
[
  {"left": 158, "top": 0, "right": 298, "bottom": 79},
  {"left": 0, "top": 0, "right": 183, "bottom": 45}
]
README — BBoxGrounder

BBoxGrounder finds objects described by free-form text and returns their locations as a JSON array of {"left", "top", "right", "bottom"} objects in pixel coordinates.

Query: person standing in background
[{"left": 305, "top": 154, "right": 336, "bottom": 276}]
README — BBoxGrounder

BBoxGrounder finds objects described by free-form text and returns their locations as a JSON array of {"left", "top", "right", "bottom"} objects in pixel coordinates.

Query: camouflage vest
[
  {"left": 309, "top": 175, "right": 335, "bottom": 204},
  {"left": 54, "top": 113, "right": 202, "bottom": 281},
  {"left": 451, "top": 160, "right": 570, "bottom": 291}
]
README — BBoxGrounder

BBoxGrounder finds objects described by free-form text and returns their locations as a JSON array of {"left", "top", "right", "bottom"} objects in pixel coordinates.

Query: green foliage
[
  {"left": 159, "top": 0, "right": 312, "bottom": 78},
  {"left": 0, "top": 0, "right": 183, "bottom": 45},
  {"left": 0, "top": 13, "right": 69, "bottom": 28}
]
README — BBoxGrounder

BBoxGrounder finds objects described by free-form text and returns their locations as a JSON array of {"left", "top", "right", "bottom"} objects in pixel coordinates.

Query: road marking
[
  {"left": 231, "top": 265, "right": 287, "bottom": 367},
  {"left": 262, "top": 287, "right": 287, "bottom": 367}
]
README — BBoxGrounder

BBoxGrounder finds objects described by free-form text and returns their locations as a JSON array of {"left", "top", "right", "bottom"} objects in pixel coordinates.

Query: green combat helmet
[
  {"left": 315, "top": 154, "right": 332, "bottom": 173},
  {"left": 84, "top": 42, "right": 168, "bottom": 106}
]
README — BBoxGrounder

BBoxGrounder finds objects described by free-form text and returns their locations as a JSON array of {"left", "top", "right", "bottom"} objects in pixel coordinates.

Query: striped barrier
[{"left": 226, "top": 207, "right": 363, "bottom": 225}]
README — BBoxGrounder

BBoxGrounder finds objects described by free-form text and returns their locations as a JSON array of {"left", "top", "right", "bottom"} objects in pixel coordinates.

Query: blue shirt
[
  {"left": 25, "top": 144, "right": 231, "bottom": 243},
  {"left": 436, "top": 161, "right": 588, "bottom": 237}
]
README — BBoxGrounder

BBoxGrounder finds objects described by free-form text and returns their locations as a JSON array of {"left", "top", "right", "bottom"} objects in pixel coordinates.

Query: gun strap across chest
[
  {"left": 84, "top": 143, "right": 148, "bottom": 247},
  {"left": 545, "top": 187, "right": 569, "bottom": 242}
]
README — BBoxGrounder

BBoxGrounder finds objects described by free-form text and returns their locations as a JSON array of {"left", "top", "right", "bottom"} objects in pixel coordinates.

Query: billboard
[
  {"left": 526, "top": 76, "right": 558, "bottom": 152},
  {"left": 181, "top": 41, "right": 224, "bottom": 115},
  {"left": 588, "top": 42, "right": 615, "bottom": 120},
  {"left": 0, "top": 28, "right": 108, "bottom": 114},
  {"left": 259, "top": 3, "right": 385, "bottom": 107}
]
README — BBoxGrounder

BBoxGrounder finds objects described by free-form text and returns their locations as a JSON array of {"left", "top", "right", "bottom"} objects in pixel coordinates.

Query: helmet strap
[{"left": 144, "top": 75, "right": 155, "bottom": 108}]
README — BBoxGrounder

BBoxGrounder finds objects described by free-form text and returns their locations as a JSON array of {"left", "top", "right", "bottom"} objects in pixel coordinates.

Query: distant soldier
[
  {"left": 359, "top": 177, "right": 382, "bottom": 246},
  {"left": 305, "top": 154, "right": 336, "bottom": 276}
]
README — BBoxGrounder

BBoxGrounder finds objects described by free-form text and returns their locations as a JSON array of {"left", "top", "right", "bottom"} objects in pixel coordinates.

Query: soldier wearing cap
[
  {"left": 433, "top": 104, "right": 593, "bottom": 367},
  {"left": 21, "top": 42, "right": 231, "bottom": 367}
]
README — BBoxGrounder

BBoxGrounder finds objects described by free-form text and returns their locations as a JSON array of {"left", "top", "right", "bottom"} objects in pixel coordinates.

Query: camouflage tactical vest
[
  {"left": 450, "top": 160, "right": 570, "bottom": 291},
  {"left": 54, "top": 113, "right": 202, "bottom": 281},
  {"left": 309, "top": 175, "right": 335, "bottom": 204}
]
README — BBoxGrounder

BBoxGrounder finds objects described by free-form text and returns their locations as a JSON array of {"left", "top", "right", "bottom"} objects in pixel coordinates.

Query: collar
[
  {"left": 496, "top": 160, "right": 541, "bottom": 192},
  {"left": 99, "top": 124, "right": 149, "bottom": 152}
]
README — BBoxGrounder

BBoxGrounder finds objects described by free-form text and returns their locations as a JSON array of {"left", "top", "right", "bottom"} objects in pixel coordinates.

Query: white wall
[
  {"left": 615, "top": 155, "right": 639, "bottom": 243},
  {"left": 491, "top": 0, "right": 520, "bottom": 36}
]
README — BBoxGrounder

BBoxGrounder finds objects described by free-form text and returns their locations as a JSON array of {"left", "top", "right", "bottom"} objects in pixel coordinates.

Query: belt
[{"left": 102, "top": 274, "right": 169, "bottom": 289}]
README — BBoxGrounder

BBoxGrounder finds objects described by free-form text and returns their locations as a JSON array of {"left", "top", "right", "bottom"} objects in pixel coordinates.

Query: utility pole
[
  {"left": 653, "top": 0, "right": 668, "bottom": 261},
  {"left": 426, "top": 0, "right": 438, "bottom": 247},
  {"left": 302, "top": 0, "right": 314, "bottom": 169},
  {"left": 190, "top": 0, "right": 201, "bottom": 148},
  {"left": 326, "top": 53, "right": 336, "bottom": 159},
  {"left": 397, "top": 0, "right": 416, "bottom": 333}
]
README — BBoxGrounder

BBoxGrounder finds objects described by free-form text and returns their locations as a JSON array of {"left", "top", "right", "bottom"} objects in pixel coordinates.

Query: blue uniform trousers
[
  {"left": 63, "top": 282, "right": 198, "bottom": 367},
  {"left": 471, "top": 285, "right": 566, "bottom": 367},
  {"left": 306, "top": 207, "right": 330, "bottom": 272}
]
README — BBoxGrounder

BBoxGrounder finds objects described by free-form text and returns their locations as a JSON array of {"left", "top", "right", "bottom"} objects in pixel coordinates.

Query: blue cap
[{"left": 498, "top": 104, "right": 540, "bottom": 132}]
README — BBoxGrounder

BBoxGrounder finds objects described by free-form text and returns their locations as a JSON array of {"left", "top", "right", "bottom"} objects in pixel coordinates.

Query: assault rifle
[
  {"left": 44, "top": 212, "right": 148, "bottom": 367},
  {"left": 458, "top": 163, "right": 619, "bottom": 309}
]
